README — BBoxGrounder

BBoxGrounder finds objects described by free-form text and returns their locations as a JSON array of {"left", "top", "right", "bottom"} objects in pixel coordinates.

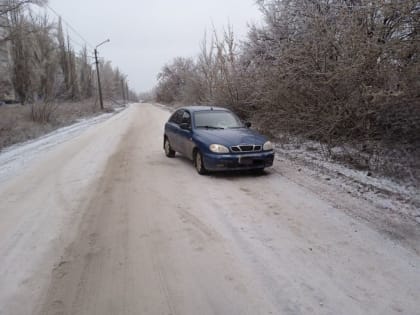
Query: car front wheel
[
  {"left": 194, "top": 151, "right": 207, "bottom": 175},
  {"left": 164, "top": 138, "right": 175, "bottom": 157}
]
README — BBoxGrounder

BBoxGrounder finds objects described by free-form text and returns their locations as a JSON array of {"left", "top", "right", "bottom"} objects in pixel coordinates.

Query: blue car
[{"left": 163, "top": 106, "right": 275, "bottom": 174}]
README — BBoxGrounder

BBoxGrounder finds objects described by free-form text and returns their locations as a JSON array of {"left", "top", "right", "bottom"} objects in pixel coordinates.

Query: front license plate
[{"left": 238, "top": 157, "right": 253, "bottom": 165}]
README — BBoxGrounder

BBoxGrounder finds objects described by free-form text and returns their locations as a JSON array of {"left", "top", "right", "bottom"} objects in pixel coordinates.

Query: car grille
[{"left": 231, "top": 145, "right": 262, "bottom": 152}]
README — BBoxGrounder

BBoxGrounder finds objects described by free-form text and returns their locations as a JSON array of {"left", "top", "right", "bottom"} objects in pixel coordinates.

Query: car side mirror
[
  {"left": 180, "top": 123, "right": 191, "bottom": 130},
  {"left": 245, "top": 122, "right": 252, "bottom": 128}
]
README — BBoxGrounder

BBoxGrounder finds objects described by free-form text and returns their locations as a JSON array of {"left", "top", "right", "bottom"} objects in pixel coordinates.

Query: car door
[
  {"left": 166, "top": 109, "right": 184, "bottom": 152},
  {"left": 178, "top": 110, "right": 194, "bottom": 159}
]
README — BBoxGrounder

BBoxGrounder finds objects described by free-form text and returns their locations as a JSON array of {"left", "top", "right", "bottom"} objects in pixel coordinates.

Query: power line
[
  {"left": 44, "top": 4, "right": 94, "bottom": 50},
  {"left": 67, "top": 36, "right": 87, "bottom": 51},
  {"left": 39, "top": 6, "right": 91, "bottom": 51}
]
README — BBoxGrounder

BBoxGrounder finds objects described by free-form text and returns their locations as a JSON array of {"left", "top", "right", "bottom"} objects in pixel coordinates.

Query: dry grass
[{"left": 0, "top": 99, "right": 117, "bottom": 151}]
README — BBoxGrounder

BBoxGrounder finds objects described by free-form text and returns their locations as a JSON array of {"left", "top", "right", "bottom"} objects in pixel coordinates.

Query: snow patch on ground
[
  {"left": 274, "top": 140, "right": 419, "bottom": 219},
  {"left": 0, "top": 108, "right": 124, "bottom": 184}
]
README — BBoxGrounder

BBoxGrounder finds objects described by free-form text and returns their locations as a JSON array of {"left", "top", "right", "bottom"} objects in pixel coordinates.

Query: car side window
[
  {"left": 181, "top": 111, "right": 191, "bottom": 127},
  {"left": 169, "top": 113, "right": 176, "bottom": 124},
  {"left": 169, "top": 110, "right": 184, "bottom": 125}
]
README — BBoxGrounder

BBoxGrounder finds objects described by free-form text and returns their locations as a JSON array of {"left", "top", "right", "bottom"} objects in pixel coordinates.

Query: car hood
[{"left": 194, "top": 128, "right": 268, "bottom": 147}]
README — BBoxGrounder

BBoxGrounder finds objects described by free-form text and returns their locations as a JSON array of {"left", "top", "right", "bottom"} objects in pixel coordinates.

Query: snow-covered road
[
  {"left": 0, "top": 110, "right": 120, "bottom": 184},
  {"left": 0, "top": 104, "right": 419, "bottom": 315}
]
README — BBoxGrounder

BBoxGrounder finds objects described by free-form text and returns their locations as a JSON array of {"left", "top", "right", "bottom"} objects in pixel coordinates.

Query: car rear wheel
[
  {"left": 164, "top": 138, "right": 175, "bottom": 157},
  {"left": 194, "top": 151, "right": 207, "bottom": 175}
]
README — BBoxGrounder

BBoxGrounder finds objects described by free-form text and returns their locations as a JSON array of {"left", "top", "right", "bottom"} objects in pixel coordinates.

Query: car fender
[{"left": 190, "top": 135, "right": 209, "bottom": 159}]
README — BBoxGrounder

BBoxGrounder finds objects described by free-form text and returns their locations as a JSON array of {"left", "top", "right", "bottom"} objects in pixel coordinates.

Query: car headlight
[
  {"left": 263, "top": 141, "right": 274, "bottom": 151},
  {"left": 209, "top": 144, "right": 230, "bottom": 153}
]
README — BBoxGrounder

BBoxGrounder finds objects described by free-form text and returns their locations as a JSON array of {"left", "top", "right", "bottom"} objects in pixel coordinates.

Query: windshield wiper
[{"left": 196, "top": 126, "right": 225, "bottom": 130}]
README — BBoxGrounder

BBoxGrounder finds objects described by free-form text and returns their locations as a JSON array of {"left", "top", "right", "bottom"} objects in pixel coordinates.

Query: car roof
[{"left": 178, "top": 106, "right": 230, "bottom": 113}]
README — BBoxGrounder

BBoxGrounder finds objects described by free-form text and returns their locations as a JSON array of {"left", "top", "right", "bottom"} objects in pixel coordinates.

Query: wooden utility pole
[
  {"left": 94, "top": 39, "right": 109, "bottom": 110},
  {"left": 94, "top": 48, "right": 104, "bottom": 110}
]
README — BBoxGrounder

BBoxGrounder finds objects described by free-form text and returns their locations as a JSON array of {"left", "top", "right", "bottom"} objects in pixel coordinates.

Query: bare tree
[
  {"left": 197, "top": 31, "right": 216, "bottom": 102},
  {"left": 0, "top": 0, "right": 46, "bottom": 20},
  {"left": 66, "top": 33, "right": 79, "bottom": 100},
  {"left": 30, "top": 12, "right": 58, "bottom": 101},
  {"left": 155, "top": 57, "right": 203, "bottom": 104},
  {"left": 8, "top": 4, "right": 34, "bottom": 104},
  {"left": 78, "top": 46, "right": 93, "bottom": 99}
]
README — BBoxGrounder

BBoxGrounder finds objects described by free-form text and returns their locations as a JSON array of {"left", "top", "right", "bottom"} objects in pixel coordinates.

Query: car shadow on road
[
  {"left": 173, "top": 154, "right": 272, "bottom": 180},
  {"left": 209, "top": 170, "right": 271, "bottom": 180}
]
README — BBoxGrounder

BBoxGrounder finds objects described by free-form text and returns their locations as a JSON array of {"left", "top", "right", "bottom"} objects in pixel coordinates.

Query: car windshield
[{"left": 194, "top": 111, "right": 244, "bottom": 129}]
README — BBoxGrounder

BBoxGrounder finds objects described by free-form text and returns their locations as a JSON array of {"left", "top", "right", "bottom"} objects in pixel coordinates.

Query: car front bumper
[{"left": 203, "top": 151, "right": 275, "bottom": 171}]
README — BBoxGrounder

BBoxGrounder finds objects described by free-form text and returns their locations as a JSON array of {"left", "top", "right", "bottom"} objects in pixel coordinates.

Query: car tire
[
  {"left": 253, "top": 168, "right": 265, "bottom": 175},
  {"left": 164, "top": 138, "right": 175, "bottom": 157},
  {"left": 194, "top": 151, "right": 207, "bottom": 175}
]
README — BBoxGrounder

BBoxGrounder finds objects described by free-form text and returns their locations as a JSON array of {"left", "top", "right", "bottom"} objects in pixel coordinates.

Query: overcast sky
[{"left": 47, "top": 0, "right": 262, "bottom": 93}]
